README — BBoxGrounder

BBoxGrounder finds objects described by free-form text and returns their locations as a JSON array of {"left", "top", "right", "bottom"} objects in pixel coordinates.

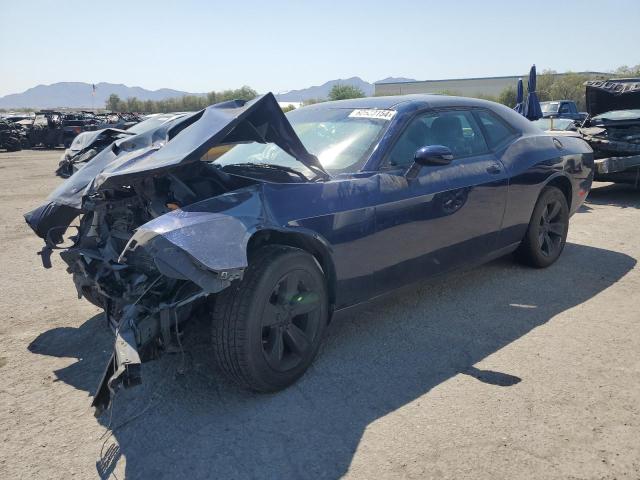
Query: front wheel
[
  {"left": 212, "top": 246, "right": 328, "bottom": 392},
  {"left": 515, "top": 186, "right": 569, "bottom": 268}
]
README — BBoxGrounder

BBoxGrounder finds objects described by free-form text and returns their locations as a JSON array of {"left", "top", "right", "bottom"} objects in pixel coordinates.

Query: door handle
[
  {"left": 553, "top": 138, "right": 564, "bottom": 150},
  {"left": 486, "top": 163, "right": 502, "bottom": 174}
]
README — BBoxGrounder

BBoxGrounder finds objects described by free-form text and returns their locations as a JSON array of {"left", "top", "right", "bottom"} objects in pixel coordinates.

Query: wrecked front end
[
  {"left": 24, "top": 93, "right": 325, "bottom": 413},
  {"left": 581, "top": 80, "right": 640, "bottom": 184},
  {"left": 579, "top": 123, "right": 640, "bottom": 184},
  {"left": 29, "top": 162, "right": 259, "bottom": 413}
]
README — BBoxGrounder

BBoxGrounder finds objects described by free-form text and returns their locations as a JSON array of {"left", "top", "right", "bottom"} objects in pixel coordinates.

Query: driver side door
[{"left": 373, "top": 109, "right": 509, "bottom": 294}]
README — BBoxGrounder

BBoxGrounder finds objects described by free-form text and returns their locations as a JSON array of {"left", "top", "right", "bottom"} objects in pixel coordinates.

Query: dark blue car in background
[{"left": 25, "top": 93, "right": 594, "bottom": 410}]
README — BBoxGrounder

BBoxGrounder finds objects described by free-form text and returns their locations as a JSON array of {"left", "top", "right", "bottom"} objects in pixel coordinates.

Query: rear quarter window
[{"left": 474, "top": 110, "right": 517, "bottom": 150}]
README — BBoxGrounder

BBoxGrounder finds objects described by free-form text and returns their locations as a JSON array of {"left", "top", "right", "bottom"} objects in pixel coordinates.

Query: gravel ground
[{"left": 0, "top": 149, "right": 639, "bottom": 480}]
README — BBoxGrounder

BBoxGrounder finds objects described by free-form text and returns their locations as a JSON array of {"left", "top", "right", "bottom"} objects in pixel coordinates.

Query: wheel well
[
  {"left": 546, "top": 175, "right": 572, "bottom": 207},
  {"left": 247, "top": 230, "right": 337, "bottom": 314}
]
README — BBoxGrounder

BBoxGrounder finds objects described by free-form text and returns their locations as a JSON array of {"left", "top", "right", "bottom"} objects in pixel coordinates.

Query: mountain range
[{"left": 0, "top": 77, "right": 417, "bottom": 109}]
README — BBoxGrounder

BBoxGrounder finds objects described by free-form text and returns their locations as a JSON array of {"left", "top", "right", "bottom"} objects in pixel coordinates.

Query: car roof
[
  {"left": 309, "top": 94, "right": 507, "bottom": 113},
  {"left": 299, "top": 94, "right": 541, "bottom": 135}
]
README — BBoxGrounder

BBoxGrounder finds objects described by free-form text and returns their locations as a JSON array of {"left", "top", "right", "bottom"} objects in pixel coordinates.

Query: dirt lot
[{"left": 0, "top": 149, "right": 639, "bottom": 480}]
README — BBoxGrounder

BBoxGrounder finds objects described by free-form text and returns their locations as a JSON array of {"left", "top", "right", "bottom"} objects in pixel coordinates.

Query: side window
[
  {"left": 474, "top": 110, "right": 517, "bottom": 150},
  {"left": 559, "top": 103, "right": 570, "bottom": 114},
  {"left": 386, "top": 110, "right": 488, "bottom": 168}
]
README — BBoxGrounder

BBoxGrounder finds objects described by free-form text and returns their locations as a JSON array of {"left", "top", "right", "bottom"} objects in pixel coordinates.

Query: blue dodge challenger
[{"left": 25, "top": 93, "right": 594, "bottom": 411}]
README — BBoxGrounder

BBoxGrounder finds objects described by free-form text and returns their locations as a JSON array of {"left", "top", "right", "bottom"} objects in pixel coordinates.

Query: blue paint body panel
[
  {"left": 30, "top": 94, "right": 595, "bottom": 312},
  {"left": 136, "top": 96, "right": 593, "bottom": 310}
]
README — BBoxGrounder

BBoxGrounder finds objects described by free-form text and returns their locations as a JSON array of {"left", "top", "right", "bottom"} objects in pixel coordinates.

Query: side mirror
[
  {"left": 414, "top": 145, "right": 454, "bottom": 166},
  {"left": 405, "top": 145, "right": 454, "bottom": 180}
]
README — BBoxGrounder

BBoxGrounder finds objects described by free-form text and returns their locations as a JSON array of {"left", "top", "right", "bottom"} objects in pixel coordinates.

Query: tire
[
  {"left": 516, "top": 186, "right": 569, "bottom": 268},
  {"left": 212, "top": 245, "right": 328, "bottom": 392}
]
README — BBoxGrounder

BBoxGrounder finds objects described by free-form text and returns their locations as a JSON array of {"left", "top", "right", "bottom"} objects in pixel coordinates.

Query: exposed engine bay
[
  {"left": 61, "top": 162, "right": 257, "bottom": 411},
  {"left": 65, "top": 162, "right": 246, "bottom": 313}
]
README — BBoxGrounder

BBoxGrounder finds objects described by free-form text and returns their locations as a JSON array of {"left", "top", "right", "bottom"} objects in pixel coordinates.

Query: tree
[
  {"left": 328, "top": 84, "right": 365, "bottom": 101},
  {"left": 548, "top": 72, "right": 590, "bottom": 110},
  {"left": 216, "top": 86, "right": 258, "bottom": 102},
  {"left": 106, "top": 93, "right": 121, "bottom": 111},
  {"left": 126, "top": 96, "right": 141, "bottom": 112},
  {"left": 303, "top": 98, "right": 324, "bottom": 106},
  {"left": 535, "top": 69, "right": 557, "bottom": 102},
  {"left": 497, "top": 85, "right": 517, "bottom": 107},
  {"left": 100, "top": 86, "right": 258, "bottom": 113},
  {"left": 206, "top": 91, "right": 218, "bottom": 105},
  {"left": 534, "top": 70, "right": 591, "bottom": 110},
  {"left": 613, "top": 64, "right": 640, "bottom": 77}
]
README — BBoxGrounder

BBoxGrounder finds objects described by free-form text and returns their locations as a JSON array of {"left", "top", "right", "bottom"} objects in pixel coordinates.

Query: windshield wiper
[{"left": 222, "top": 162, "right": 310, "bottom": 181}]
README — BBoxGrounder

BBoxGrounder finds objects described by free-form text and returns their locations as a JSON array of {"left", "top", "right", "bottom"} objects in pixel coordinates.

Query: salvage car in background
[
  {"left": 24, "top": 93, "right": 593, "bottom": 411},
  {"left": 0, "top": 119, "right": 28, "bottom": 151},
  {"left": 96, "top": 112, "right": 142, "bottom": 130},
  {"left": 27, "top": 110, "right": 64, "bottom": 148},
  {"left": 60, "top": 112, "right": 101, "bottom": 147},
  {"left": 579, "top": 79, "right": 640, "bottom": 184},
  {"left": 55, "top": 112, "right": 187, "bottom": 178}
]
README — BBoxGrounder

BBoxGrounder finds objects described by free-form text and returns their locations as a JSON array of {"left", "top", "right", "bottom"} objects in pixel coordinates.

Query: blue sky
[{"left": 1, "top": 0, "right": 639, "bottom": 97}]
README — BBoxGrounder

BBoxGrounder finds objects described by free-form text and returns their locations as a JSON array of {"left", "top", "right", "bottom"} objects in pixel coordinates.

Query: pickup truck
[{"left": 540, "top": 100, "right": 587, "bottom": 121}]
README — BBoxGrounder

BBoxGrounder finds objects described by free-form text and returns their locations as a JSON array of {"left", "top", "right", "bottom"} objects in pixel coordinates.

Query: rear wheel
[
  {"left": 212, "top": 246, "right": 328, "bottom": 392},
  {"left": 516, "top": 186, "right": 569, "bottom": 268}
]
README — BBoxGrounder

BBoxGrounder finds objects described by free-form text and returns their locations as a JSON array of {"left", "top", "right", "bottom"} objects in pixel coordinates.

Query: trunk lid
[{"left": 585, "top": 79, "right": 640, "bottom": 117}]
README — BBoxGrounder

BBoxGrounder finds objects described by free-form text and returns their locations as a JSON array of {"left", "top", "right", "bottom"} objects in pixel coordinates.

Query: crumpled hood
[
  {"left": 25, "top": 93, "right": 326, "bottom": 239},
  {"left": 585, "top": 80, "right": 640, "bottom": 117}
]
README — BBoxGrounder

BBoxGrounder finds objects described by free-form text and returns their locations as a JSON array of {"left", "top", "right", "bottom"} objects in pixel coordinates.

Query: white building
[{"left": 374, "top": 72, "right": 607, "bottom": 98}]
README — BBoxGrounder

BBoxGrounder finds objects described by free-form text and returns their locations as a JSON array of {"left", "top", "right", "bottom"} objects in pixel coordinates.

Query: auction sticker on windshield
[{"left": 348, "top": 109, "right": 397, "bottom": 121}]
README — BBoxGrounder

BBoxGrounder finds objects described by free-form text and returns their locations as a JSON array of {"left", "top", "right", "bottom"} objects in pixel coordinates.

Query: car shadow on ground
[
  {"left": 581, "top": 182, "right": 640, "bottom": 212},
  {"left": 28, "top": 243, "right": 635, "bottom": 480}
]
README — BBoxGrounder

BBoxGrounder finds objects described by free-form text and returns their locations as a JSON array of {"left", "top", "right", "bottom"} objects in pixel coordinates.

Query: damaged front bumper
[
  {"left": 80, "top": 220, "right": 250, "bottom": 414},
  {"left": 92, "top": 287, "right": 210, "bottom": 415},
  {"left": 27, "top": 200, "right": 260, "bottom": 414},
  {"left": 93, "top": 309, "right": 142, "bottom": 414}
]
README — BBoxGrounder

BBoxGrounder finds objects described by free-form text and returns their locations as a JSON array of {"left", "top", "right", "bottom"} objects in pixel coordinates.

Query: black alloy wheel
[
  {"left": 537, "top": 197, "right": 566, "bottom": 258},
  {"left": 516, "top": 186, "right": 569, "bottom": 268},
  {"left": 212, "top": 245, "right": 328, "bottom": 392},
  {"left": 261, "top": 269, "right": 323, "bottom": 372}
]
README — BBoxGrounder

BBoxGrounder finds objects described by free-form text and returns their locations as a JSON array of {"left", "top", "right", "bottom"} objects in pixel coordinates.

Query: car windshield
[
  {"left": 532, "top": 118, "right": 574, "bottom": 131},
  {"left": 592, "top": 109, "right": 640, "bottom": 122},
  {"left": 541, "top": 102, "right": 559, "bottom": 113},
  {"left": 127, "top": 114, "right": 184, "bottom": 134},
  {"left": 212, "top": 107, "right": 393, "bottom": 176}
]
